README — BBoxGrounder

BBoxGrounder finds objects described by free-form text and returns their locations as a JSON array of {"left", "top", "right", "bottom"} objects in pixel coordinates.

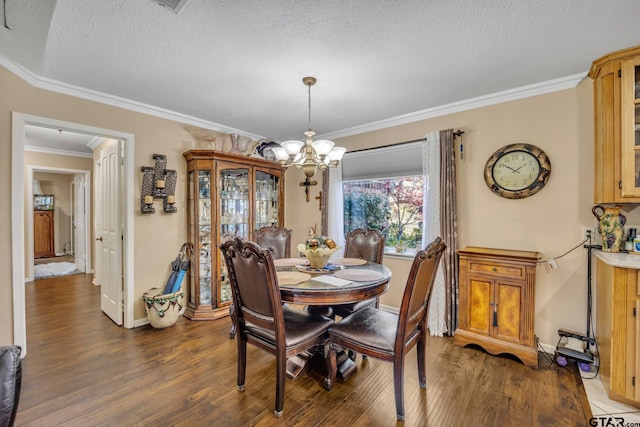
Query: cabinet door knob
[{"left": 492, "top": 267, "right": 497, "bottom": 271}]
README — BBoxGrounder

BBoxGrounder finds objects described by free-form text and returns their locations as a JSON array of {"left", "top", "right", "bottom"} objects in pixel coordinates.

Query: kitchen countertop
[{"left": 594, "top": 250, "right": 640, "bottom": 269}]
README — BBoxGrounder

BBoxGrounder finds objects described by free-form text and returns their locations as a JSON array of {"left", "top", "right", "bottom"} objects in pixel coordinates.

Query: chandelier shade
[{"left": 272, "top": 77, "right": 346, "bottom": 178}]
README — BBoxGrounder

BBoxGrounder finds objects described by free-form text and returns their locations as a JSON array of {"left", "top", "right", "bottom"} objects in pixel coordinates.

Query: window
[
  {"left": 341, "top": 142, "right": 424, "bottom": 255},
  {"left": 343, "top": 176, "right": 423, "bottom": 254}
]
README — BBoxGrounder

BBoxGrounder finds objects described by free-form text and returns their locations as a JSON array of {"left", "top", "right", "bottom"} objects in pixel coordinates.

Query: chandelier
[{"left": 272, "top": 77, "right": 346, "bottom": 178}]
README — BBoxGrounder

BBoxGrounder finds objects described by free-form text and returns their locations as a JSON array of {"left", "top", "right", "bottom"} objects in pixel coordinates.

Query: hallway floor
[{"left": 34, "top": 254, "right": 74, "bottom": 265}]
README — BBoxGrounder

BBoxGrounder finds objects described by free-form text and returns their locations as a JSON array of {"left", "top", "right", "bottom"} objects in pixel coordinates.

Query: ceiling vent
[{"left": 150, "top": 0, "right": 188, "bottom": 14}]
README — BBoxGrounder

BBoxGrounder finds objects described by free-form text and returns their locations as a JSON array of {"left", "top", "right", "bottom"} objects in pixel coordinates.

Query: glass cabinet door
[
  {"left": 218, "top": 167, "right": 249, "bottom": 305},
  {"left": 634, "top": 63, "right": 640, "bottom": 187},
  {"left": 196, "top": 170, "right": 212, "bottom": 307},
  {"left": 254, "top": 170, "right": 280, "bottom": 230},
  {"left": 219, "top": 168, "right": 250, "bottom": 238},
  {"left": 621, "top": 57, "right": 640, "bottom": 197},
  {"left": 188, "top": 171, "right": 196, "bottom": 308}
]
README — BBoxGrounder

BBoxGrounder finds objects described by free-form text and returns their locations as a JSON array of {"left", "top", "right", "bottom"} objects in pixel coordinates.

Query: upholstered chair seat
[
  {"left": 329, "top": 307, "right": 400, "bottom": 353},
  {"left": 244, "top": 306, "right": 333, "bottom": 347}
]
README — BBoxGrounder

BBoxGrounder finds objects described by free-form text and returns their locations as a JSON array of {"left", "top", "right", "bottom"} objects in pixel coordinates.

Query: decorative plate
[
  {"left": 273, "top": 258, "right": 308, "bottom": 267},
  {"left": 331, "top": 258, "right": 367, "bottom": 266},
  {"left": 295, "top": 264, "right": 339, "bottom": 274},
  {"left": 333, "top": 269, "right": 385, "bottom": 282},
  {"left": 276, "top": 271, "right": 311, "bottom": 285},
  {"left": 251, "top": 139, "right": 282, "bottom": 161}
]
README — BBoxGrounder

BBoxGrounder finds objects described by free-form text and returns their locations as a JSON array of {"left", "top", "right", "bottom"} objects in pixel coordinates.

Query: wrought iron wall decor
[{"left": 141, "top": 153, "right": 177, "bottom": 214}]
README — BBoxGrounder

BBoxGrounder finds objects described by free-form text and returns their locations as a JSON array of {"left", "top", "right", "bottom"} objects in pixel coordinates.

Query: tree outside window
[{"left": 343, "top": 176, "right": 423, "bottom": 254}]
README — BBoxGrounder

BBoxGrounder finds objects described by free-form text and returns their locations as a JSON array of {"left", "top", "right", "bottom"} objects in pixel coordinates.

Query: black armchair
[{"left": 0, "top": 346, "right": 22, "bottom": 427}]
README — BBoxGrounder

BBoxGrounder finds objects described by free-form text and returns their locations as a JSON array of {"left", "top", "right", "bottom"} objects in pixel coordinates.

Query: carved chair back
[
  {"left": 344, "top": 227, "right": 385, "bottom": 263},
  {"left": 254, "top": 225, "right": 292, "bottom": 260}
]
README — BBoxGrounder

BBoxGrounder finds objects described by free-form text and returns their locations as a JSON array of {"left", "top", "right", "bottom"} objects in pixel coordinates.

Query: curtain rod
[{"left": 346, "top": 129, "right": 464, "bottom": 154}]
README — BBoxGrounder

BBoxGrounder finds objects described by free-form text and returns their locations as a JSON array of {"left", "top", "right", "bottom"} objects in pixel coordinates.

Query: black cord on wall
[{"left": 4, "top": 0, "right": 11, "bottom": 30}]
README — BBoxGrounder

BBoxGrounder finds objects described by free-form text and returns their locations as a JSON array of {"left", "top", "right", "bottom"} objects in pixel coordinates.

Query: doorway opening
[
  {"left": 28, "top": 166, "right": 92, "bottom": 281},
  {"left": 12, "top": 112, "right": 135, "bottom": 356}
]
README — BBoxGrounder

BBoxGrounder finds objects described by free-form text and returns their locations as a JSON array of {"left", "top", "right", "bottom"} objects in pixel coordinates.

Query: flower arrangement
[{"left": 297, "top": 231, "right": 340, "bottom": 269}]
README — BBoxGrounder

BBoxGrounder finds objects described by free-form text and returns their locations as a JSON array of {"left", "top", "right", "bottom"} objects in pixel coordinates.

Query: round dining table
[
  {"left": 273, "top": 258, "right": 392, "bottom": 380},
  {"left": 275, "top": 259, "right": 392, "bottom": 305}
]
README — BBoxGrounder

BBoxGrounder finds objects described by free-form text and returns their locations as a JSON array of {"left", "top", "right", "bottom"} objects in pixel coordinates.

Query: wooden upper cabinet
[{"left": 590, "top": 45, "right": 640, "bottom": 203}]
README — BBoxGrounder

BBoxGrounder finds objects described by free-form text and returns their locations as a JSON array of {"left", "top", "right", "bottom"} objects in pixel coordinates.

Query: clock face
[
  {"left": 484, "top": 143, "right": 551, "bottom": 199},
  {"left": 492, "top": 151, "right": 540, "bottom": 191}
]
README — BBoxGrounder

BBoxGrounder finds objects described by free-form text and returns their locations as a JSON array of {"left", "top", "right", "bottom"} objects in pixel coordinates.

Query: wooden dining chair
[
  {"left": 229, "top": 225, "right": 292, "bottom": 338},
  {"left": 323, "top": 236, "right": 446, "bottom": 421},
  {"left": 254, "top": 225, "right": 292, "bottom": 260},
  {"left": 329, "top": 227, "right": 385, "bottom": 319},
  {"left": 219, "top": 237, "right": 334, "bottom": 417}
]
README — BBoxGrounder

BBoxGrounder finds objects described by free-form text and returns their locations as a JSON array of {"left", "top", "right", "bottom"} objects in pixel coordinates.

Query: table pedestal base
[
  {"left": 286, "top": 349, "right": 356, "bottom": 381},
  {"left": 286, "top": 353, "right": 311, "bottom": 380},
  {"left": 336, "top": 350, "right": 357, "bottom": 380}
]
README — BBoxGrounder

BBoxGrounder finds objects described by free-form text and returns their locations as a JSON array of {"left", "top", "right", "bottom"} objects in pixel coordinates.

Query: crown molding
[
  {"left": 0, "top": 53, "right": 264, "bottom": 141},
  {"left": 318, "top": 73, "right": 588, "bottom": 140},
  {"left": 1, "top": 53, "right": 587, "bottom": 142},
  {"left": 24, "top": 144, "right": 94, "bottom": 159}
]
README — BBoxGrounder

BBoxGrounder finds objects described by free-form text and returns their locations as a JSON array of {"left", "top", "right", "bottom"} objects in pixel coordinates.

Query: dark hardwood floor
[{"left": 16, "top": 273, "right": 592, "bottom": 426}]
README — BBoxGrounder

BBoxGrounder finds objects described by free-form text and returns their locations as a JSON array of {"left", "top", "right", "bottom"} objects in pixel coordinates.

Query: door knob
[{"left": 96, "top": 236, "right": 103, "bottom": 241}]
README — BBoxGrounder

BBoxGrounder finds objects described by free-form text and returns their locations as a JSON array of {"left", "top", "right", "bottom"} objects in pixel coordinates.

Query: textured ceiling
[{"left": 2, "top": 0, "right": 640, "bottom": 143}]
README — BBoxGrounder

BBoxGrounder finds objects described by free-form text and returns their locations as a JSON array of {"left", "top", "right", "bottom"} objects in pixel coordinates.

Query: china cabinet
[
  {"left": 590, "top": 45, "right": 640, "bottom": 203},
  {"left": 454, "top": 247, "right": 540, "bottom": 368},
  {"left": 183, "top": 150, "right": 284, "bottom": 320}
]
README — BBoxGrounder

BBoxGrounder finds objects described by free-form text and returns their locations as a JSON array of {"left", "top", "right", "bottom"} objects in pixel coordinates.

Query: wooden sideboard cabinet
[
  {"left": 34, "top": 209, "right": 55, "bottom": 259},
  {"left": 183, "top": 150, "right": 284, "bottom": 320},
  {"left": 590, "top": 45, "right": 640, "bottom": 203},
  {"left": 596, "top": 258, "right": 640, "bottom": 406},
  {"left": 454, "top": 246, "right": 540, "bottom": 368}
]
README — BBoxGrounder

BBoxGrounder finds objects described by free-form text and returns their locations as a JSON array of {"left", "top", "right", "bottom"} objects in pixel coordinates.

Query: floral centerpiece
[{"left": 297, "top": 233, "right": 340, "bottom": 269}]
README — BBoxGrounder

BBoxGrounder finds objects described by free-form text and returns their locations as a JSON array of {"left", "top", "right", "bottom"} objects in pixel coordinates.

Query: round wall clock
[{"left": 484, "top": 143, "right": 551, "bottom": 199}]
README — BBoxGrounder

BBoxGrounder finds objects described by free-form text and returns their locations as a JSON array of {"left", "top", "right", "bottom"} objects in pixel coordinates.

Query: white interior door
[
  {"left": 73, "top": 174, "right": 86, "bottom": 273},
  {"left": 93, "top": 160, "right": 103, "bottom": 287},
  {"left": 97, "top": 140, "right": 123, "bottom": 325}
]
